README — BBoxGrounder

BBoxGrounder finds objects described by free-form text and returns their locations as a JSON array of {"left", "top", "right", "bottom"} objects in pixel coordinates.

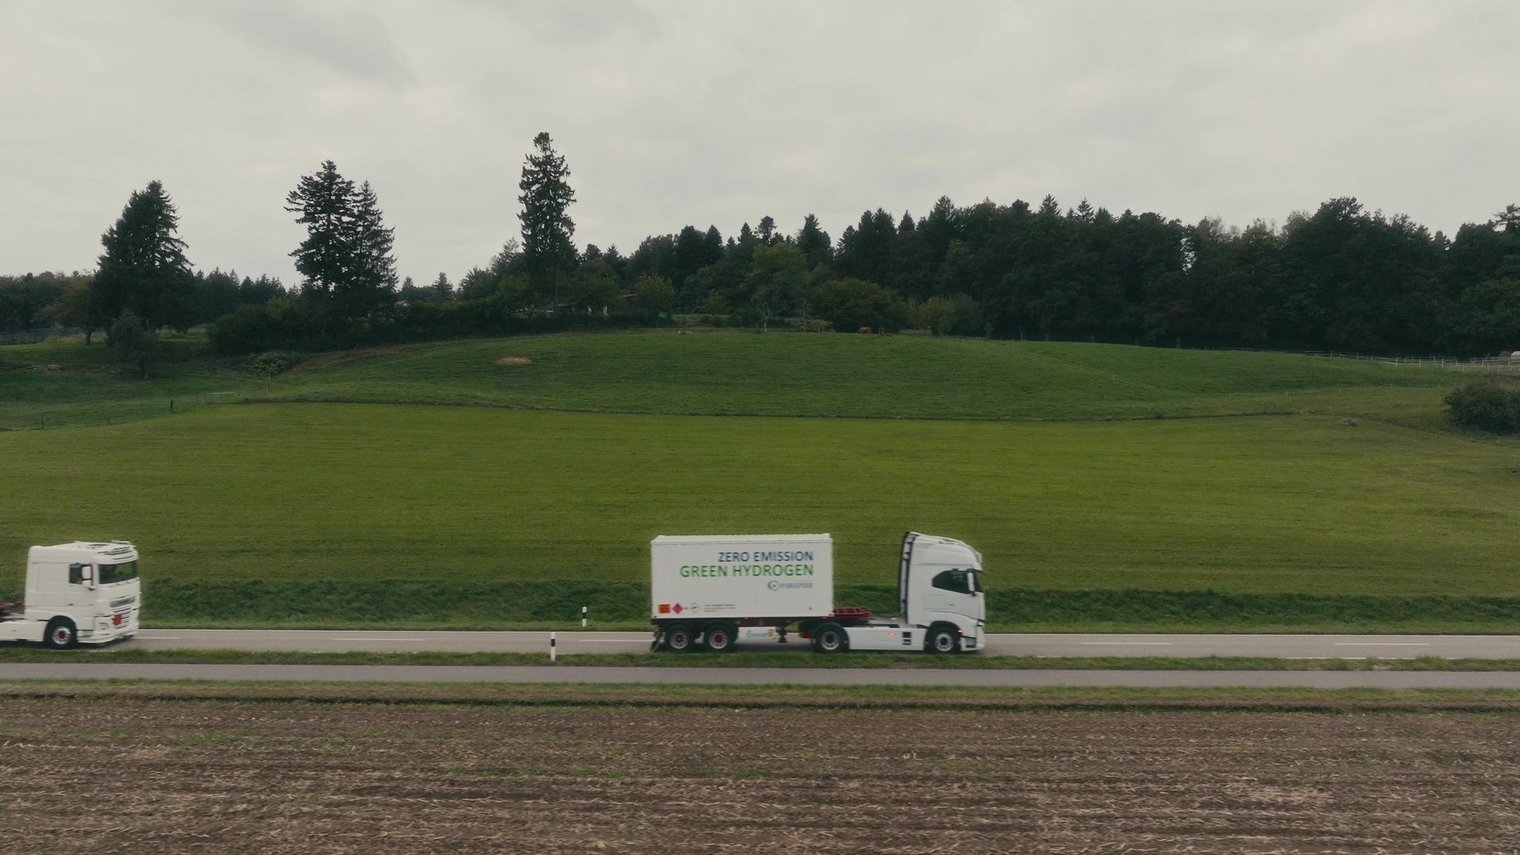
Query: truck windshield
[{"left": 99, "top": 560, "right": 138, "bottom": 584}]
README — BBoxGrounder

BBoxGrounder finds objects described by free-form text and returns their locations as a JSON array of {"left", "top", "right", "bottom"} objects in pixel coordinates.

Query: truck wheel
[
  {"left": 813, "top": 623, "right": 848, "bottom": 654},
  {"left": 926, "top": 626, "right": 959, "bottom": 654},
  {"left": 703, "top": 622, "right": 737, "bottom": 653},
  {"left": 665, "top": 622, "right": 695, "bottom": 653},
  {"left": 44, "top": 619, "right": 78, "bottom": 650}
]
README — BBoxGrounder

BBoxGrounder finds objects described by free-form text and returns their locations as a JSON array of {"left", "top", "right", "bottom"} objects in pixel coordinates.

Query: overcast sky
[{"left": 4, "top": 1, "right": 1517, "bottom": 284}]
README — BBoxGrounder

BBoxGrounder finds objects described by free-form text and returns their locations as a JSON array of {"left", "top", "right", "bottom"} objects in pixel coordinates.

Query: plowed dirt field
[{"left": 2, "top": 696, "right": 1517, "bottom": 853}]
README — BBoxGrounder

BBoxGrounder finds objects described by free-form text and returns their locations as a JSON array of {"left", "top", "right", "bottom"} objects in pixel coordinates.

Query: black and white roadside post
[
  {"left": 550, "top": 631, "right": 557, "bottom": 664},
  {"left": 581, "top": 606, "right": 588, "bottom": 628}
]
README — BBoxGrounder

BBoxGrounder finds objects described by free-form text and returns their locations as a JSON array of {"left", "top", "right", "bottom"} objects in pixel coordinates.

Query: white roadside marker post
[
  {"left": 550, "top": 631, "right": 557, "bottom": 664},
  {"left": 581, "top": 606, "right": 588, "bottom": 628}
]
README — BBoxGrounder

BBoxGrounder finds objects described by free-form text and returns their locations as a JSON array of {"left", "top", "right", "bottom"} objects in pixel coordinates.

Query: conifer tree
[
  {"left": 517, "top": 133, "right": 577, "bottom": 303},
  {"left": 93, "top": 180, "right": 195, "bottom": 332},
  {"left": 285, "top": 161, "right": 397, "bottom": 319}
]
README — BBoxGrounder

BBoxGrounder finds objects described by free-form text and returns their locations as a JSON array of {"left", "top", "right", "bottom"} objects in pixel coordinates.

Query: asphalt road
[
  {"left": 2, "top": 662, "right": 1519, "bottom": 689},
  {"left": 6, "top": 630, "right": 1519, "bottom": 688},
  {"left": 109, "top": 629, "right": 1520, "bottom": 659}
]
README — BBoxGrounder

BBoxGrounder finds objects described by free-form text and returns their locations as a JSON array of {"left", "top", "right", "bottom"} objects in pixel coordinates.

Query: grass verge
[
  {"left": 125, "top": 579, "right": 1520, "bottom": 633},
  {"left": 3, "top": 678, "right": 1518, "bottom": 712},
  {"left": 5, "top": 646, "right": 1520, "bottom": 671}
]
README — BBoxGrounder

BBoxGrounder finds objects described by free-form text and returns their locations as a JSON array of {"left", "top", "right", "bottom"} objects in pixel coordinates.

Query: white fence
[
  {"left": 1203, "top": 347, "right": 1520, "bottom": 372},
  {"left": 0, "top": 326, "right": 83, "bottom": 345}
]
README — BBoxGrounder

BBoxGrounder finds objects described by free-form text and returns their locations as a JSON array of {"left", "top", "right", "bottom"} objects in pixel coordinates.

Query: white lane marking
[
  {"left": 333, "top": 637, "right": 429, "bottom": 642},
  {"left": 1333, "top": 643, "right": 1430, "bottom": 647},
  {"left": 1079, "top": 642, "right": 1174, "bottom": 646},
  {"left": 136, "top": 635, "right": 182, "bottom": 640},
  {"left": 570, "top": 640, "right": 646, "bottom": 644},
  {"left": 1287, "top": 656, "right": 1415, "bottom": 660}
]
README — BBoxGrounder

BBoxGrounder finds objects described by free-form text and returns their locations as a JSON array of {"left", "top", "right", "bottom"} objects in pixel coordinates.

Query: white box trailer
[
  {"left": 652, "top": 533, "right": 833, "bottom": 623},
  {"left": 0, "top": 541, "right": 142, "bottom": 648},
  {"left": 651, "top": 532, "right": 986, "bottom": 654}
]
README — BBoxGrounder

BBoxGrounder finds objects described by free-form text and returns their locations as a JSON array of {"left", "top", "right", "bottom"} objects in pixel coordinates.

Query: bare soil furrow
[{"left": 0, "top": 699, "right": 1516, "bottom": 853}]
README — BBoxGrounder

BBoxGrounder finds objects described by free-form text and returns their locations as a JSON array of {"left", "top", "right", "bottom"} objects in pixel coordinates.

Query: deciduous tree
[
  {"left": 744, "top": 243, "right": 807, "bottom": 331},
  {"left": 633, "top": 275, "right": 676, "bottom": 318},
  {"left": 44, "top": 277, "right": 104, "bottom": 344}
]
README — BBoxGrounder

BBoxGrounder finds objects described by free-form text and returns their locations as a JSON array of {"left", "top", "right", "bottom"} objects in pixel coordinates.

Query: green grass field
[
  {"left": 2, "top": 331, "right": 1517, "bottom": 630},
  {"left": 262, "top": 332, "right": 1465, "bottom": 419}
]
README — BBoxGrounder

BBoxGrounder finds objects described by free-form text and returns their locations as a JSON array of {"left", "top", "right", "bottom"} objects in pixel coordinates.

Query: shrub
[
  {"left": 1445, "top": 381, "right": 1520, "bottom": 433},
  {"left": 209, "top": 299, "right": 315, "bottom": 354},
  {"left": 911, "top": 293, "right": 984, "bottom": 336},
  {"left": 247, "top": 351, "right": 302, "bottom": 378},
  {"left": 108, "top": 310, "right": 159, "bottom": 378},
  {"left": 809, "top": 278, "right": 909, "bottom": 333}
]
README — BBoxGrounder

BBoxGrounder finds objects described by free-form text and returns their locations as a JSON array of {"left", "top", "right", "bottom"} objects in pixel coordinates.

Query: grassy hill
[
  {"left": 0, "top": 330, "right": 1477, "bottom": 428},
  {"left": 2, "top": 331, "right": 1516, "bottom": 631},
  {"left": 258, "top": 332, "right": 1465, "bottom": 420}
]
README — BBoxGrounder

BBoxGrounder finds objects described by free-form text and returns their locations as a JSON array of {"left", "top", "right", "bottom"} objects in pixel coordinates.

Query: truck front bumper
[{"left": 82, "top": 609, "right": 140, "bottom": 644}]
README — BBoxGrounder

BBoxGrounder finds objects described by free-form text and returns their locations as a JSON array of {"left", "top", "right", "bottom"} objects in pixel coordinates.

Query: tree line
[
  {"left": 5, "top": 131, "right": 1519, "bottom": 360},
  {"left": 0, "top": 266, "right": 280, "bottom": 340},
  {"left": 615, "top": 195, "right": 1520, "bottom": 356}
]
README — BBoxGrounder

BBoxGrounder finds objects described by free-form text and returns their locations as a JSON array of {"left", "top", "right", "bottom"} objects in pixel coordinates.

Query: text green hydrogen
[{"left": 678, "top": 563, "right": 816, "bottom": 578}]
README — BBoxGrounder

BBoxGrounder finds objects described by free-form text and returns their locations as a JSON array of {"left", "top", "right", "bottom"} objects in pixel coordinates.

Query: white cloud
[{"left": 2, "top": 0, "right": 1516, "bottom": 283}]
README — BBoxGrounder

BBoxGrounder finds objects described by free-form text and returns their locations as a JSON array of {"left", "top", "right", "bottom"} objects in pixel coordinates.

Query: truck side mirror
[{"left": 70, "top": 563, "right": 96, "bottom": 588}]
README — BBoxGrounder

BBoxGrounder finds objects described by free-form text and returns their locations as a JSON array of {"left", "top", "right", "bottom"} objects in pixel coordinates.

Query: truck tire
[
  {"left": 813, "top": 623, "right": 848, "bottom": 654},
  {"left": 703, "top": 622, "right": 737, "bottom": 653},
  {"left": 664, "top": 622, "right": 696, "bottom": 653},
  {"left": 44, "top": 618, "right": 78, "bottom": 650},
  {"left": 926, "top": 626, "right": 959, "bottom": 654}
]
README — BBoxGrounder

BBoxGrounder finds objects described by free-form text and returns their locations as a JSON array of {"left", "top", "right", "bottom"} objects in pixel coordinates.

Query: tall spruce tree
[
  {"left": 93, "top": 180, "right": 195, "bottom": 332},
  {"left": 352, "top": 180, "right": 398, "bottom": 302},
  {"left": 285, "top": 161, "right": 397, "bottom": 320},
  {"left": 796, "top": 214, "right": 832, "bottom": 270},
  {"left": 517, "top": 132, "right": 577, "bottom": 308}
]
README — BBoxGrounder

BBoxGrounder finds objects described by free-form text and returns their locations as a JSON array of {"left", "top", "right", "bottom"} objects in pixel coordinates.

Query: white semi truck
[
  {"left": 651, "top": 531, "right": 985, "bottom": 653},
  {"left": 0, "top": 541, "right": 142, "bottom": 649}
]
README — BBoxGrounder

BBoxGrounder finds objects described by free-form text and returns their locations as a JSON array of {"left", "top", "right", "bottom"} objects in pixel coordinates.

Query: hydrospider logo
[{"left": 768, "top": 580, "right": 815, "bottom": 591}]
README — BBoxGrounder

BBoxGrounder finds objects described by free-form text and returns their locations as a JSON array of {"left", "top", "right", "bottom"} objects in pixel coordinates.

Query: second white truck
[
  {"left": 651, "top": 531, "right": 985, "bottom": 653},
  {"left": 0, "top": 541, "right": 142, "bottom": 648}
]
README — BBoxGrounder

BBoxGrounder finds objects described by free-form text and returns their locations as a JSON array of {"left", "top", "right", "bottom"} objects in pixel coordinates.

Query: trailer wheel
[
  {"left": 926, "top": 626, "right": 959, "bottom": 654},
  {"left": 665, "top": 622, "right": 696, "bottom": 653},
  {"left": 813, "top": 623, "right": 848, "bottom": 654},
  {"left": 44, "top": 618, "right": 78, "bottom": 650},
  {"left": 703, "top": 622, "right": 737, "bottom": 653}
]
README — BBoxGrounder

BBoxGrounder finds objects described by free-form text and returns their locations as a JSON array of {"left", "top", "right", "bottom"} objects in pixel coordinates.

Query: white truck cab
[
  {"left": 811, "top": 531, "right": 987, "bottom": 653},
  {"left": 0, "top": 541, "right": 142, "bottom": 648}
]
